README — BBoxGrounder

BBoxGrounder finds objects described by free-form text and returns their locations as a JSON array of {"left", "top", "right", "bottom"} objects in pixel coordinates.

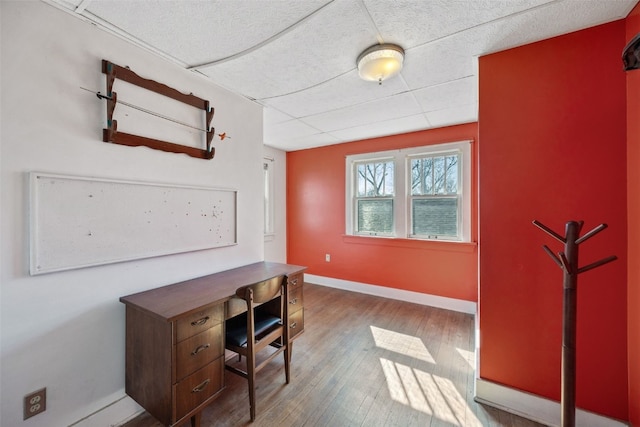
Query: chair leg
[
  {"left": 189, "top": 412, "right": 201, "bottom": 427},
  {"left": 247, "top": 354, "right": 256, "bottom": 421},
  {"left": 284, "top": 344, "right": 291, "bottom": 384}
]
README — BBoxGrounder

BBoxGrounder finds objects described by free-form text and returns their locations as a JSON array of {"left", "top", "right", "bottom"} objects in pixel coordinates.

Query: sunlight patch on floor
[
  {"left": 380, "top": 357, "right": 482, "bottom": 426},
  {"left": 456, "top": 347, "right": 476, "bottom": 368},
  {"left": 370, "top": 325, "right": 435, "bottom": 363}
]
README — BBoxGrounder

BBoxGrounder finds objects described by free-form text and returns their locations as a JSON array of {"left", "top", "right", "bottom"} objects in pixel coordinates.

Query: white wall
[
  {"left": 263, "top": 145, "right": 288, "bottom": 263},
  {"left": 1, "top": 2, "right": 265, "bottom": 426}
]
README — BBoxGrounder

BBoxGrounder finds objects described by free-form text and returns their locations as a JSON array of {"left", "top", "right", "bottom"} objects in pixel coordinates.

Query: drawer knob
[
  {"left": 191, "top": 379, "right": 210, "bottom": 393},
  {"left": 289, "top": 298, "right": 298, "bottom": 305},
  {"left": 289, "top": 279, "right": 298, "bottom": 286},
  {"left": 290, "top": 322, "right": 297, "bottom": 329},
  {"left": 190, "top": 316, "right": 210, "bottom": 327},
  {"left": 191, "top": 343, "right": 210, "bottom": 356}
]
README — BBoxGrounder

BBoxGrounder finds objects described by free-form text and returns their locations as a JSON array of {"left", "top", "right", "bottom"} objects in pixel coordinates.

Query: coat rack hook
[
  {"left": 559, "top": 252, "right": 572, "bottom": 274},
  {"left": 577, "top": 255, "right": 618, "bottom": 275},
  {"left": 575, "top": 223, "right": 608, "bottom": 245},
  {"left": 532, "top": 220, "right": 566, "bottom": 243},
  {"left": 542, "top": 245, "right": 563, "bottom": 269}
]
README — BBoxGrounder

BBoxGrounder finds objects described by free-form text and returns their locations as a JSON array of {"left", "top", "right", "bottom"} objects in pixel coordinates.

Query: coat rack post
[{"left": 561, "top": 221, "right": 580, "bottom": 427}]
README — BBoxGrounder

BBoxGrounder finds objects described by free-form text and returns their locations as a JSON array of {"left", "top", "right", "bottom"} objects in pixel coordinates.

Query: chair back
[{"left": 236, "top": 275, "right": 284, "bottom": 305}]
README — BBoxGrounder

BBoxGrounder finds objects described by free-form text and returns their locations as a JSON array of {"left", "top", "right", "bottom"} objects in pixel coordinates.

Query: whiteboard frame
[{"left": 29, "top": 172, "right": 238, "bottom": 275}]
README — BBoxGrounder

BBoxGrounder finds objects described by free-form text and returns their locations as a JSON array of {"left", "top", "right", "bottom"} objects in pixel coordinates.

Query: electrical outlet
[
  {"left": 24, "top": 388, "right": 46, "bottom": 420},
  {"left": 325, "top": 253, "right": 331, "bottom": 262}
]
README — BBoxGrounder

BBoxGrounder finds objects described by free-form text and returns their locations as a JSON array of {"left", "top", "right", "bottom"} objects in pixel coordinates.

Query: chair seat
[{"left": 226, "top": 311, "right": 282, "bottom": 347}]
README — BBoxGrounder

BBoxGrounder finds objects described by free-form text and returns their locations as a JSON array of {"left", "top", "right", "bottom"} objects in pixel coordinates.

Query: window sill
[{"left": 342, "top": 234, "right": 477, "bottom": 253}]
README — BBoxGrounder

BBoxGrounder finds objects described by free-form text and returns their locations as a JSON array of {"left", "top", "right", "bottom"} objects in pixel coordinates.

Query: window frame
[
  {"left": 353, "top": 157, "right": 396, "bottom": 237},
  {"left": 263, "top": 157, "right": 275, "bottom": 236},
  {"left": 345, "top": 140, "right": 472, "bottom": 242},
  {"left": 407, "top": 151, "right": 462, "bottom": 240}
]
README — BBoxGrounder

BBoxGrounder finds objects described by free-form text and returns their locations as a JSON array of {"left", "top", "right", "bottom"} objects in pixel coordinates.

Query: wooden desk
[{"left": 120, "top": 262, "right": 306, "bottom": 427}]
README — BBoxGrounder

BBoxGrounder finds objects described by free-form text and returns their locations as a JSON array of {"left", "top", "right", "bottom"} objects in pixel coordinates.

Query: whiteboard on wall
[{"left": 29, "top": 172, "right": 237, "bottom": 275}]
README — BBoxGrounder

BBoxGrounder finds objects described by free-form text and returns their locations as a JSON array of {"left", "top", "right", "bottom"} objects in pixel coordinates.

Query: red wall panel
[
  {"left": 287, "top": 123, "right": 478, "bottom": 302},
  {"left": 478, "top": 21, "right": 628, "bottom": 420},
  {"left": 626, "top": 3, "right": 640, "bottom": 425}
]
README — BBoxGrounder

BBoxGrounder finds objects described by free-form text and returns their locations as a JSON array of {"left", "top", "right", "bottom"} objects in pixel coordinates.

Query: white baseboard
[
  {"left": 475, "top": 378, "right": 628, "bottom": 427},
  {"left": 304, "top": 274, "right": 477, "bottom": 314},
  {"left": 69, "top": 393, "right": 143, "bottom": 427}
]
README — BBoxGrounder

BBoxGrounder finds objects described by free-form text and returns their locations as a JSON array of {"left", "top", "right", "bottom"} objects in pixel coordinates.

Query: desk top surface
[{"left": 120, "top": 261, "right": 306, "bottom": 321}]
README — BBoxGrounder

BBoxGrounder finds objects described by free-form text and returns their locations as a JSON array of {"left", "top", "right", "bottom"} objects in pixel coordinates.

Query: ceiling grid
[{"left": 45, "top": 0, "right": 638, "bottom": 150}]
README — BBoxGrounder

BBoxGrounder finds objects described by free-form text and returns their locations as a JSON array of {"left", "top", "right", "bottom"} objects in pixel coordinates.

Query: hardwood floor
[{"left": 122, "top": 283, "right": 546, "bottom": 427}]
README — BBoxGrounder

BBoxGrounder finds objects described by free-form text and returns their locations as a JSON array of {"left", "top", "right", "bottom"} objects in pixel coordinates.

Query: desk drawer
[
  {"left": 176, "top": 304, "right": 223, "bottom": 342},
  {"left": 287, "top": 273, "right": 303, "bottom": 290},
  {"left": 288, "top": 286, "right": 303, "bottom": 314},
  {"left": 175, "top": 357, "right": 224, "bottom": 421},
  {"left": 289, "top": 308, "right": 304, "bottom": 340},
  {"left": 176, "top": 323, "right": 224, "bottom": 381}
]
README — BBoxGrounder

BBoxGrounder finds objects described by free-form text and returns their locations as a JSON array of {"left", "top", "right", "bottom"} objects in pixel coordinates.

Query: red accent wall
[
  {"left": 287, "top": 124, "right": 478, "bottom": 302},
  {"left": 627, "top": 4, "right": 640, "bottom": 426},
  {"left": 478, "top": 21, "right": 628, "bottom": 420}
]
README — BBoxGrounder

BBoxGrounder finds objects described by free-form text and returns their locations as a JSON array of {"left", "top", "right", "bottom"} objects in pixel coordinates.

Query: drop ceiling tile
[
  {"left": 84, "top": 0, "right": 330, "bottom": 66},
  {"left": 271, "top": 132, "right": 342, "bottom": 151},
  {"left": 328, "top": 113, "right": 431, "bottom": 143},
  {"left": 264, "top": 107, "right": 293, "bottom": 126},
  {"left": 412, "top": 76, "right": 477, "bottom": 113},
  {"left": 425, "top": 103, "right": 477, "bottom": 129},
  {"left": 301, "top": 92, "right": 423, "bottom": 132},
  {"left": 401, "top": 39, "right": 476, "bottom": 90},
  {"left": 264, "top": 118, "right": 320, "bottom": 143},
  {"left": 363, "top": 0, "right": 555, "bottom": 49},
  {"left": 261, "top": 70, "right": 410, "bottom": 118},
  {"left": 461, "top": 0, "right": 637, "bottom": 57}
]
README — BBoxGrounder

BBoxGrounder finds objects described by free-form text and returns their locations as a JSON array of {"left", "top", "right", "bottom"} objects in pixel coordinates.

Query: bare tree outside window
[
  {"left": 410, "top": 154, "right": 460, "bottom": 238},
  {"left": 357, "top": 162, "right": 394, "bottom": 196},
  {"left": 355, "top": 160, "right": 394, "bottom": 234}
]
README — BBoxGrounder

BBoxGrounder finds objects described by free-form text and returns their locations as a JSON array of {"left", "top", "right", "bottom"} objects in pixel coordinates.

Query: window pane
[
  {"left": 434, "top": 157, "right": 445, "bottom": 194},
  {"left": 411, "top": 159, "right": 420, "bottom": 194},
  {"left": 412, "top": 198, "right": 458, "bottom": 237},
  {"left": 445, "top": 155, "right": 458, "bottom": 193},
  {"left": 411, "top": 158, "right": 433, "bottom": 195},
  {"left": 383, "top": 163, "right": 394, "bottom": 195},
  {"left": 357, "top": 161, "right": 394, "bottom": 196},
  {"left": 357, "top": 199, "right": 393, "bottom": 234},
  {"left": 357, "top": 164, "right": 366, "bottom": 196}
]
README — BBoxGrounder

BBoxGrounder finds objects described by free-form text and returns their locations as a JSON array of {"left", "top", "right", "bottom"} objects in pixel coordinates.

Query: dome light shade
[{"left": 357, "top": 43, "right": 404, "bottom": 84}]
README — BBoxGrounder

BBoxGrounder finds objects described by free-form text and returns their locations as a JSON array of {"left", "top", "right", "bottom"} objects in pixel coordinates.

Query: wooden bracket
[
  {"left": 205, "top": 101, "right": 215, "bottom": 155},
  {"left": 101, "top": 59, "right": 215, "bottom": 160}
]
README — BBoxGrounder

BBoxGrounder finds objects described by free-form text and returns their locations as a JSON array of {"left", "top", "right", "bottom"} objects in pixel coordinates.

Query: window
[
  {"left": 264, "top": 158, "right": 274, "bottom": 235},
  {"left": 355, "top": 159, "right": 395, "bottom": 235},
  {"left": 346, "top": 141, "right": 471, "bottom": 242},
  {"left": 409, "top": 153, "right": 460, "bottom": 239}
]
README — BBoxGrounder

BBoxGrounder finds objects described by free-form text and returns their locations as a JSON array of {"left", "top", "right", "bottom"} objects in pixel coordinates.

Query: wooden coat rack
[
  {"left": 532, "top": 219, "right": 617, "bottom": 427},
  {"left": 101, "top": 59, "right": 216, "bottom": 159}
]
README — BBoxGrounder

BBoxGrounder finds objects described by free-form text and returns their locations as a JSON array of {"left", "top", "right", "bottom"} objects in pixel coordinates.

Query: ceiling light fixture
[{"left": 357, "top": 43, "right": 404, "bottom": 85}]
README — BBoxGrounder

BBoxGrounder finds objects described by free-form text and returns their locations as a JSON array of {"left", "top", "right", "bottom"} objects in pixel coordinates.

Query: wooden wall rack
[{"left": 102, "top": 59, "right": 216, "bottom": 159}]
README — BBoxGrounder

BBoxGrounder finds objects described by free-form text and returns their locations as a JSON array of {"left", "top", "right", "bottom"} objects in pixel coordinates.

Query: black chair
[{"left": 225, "top": 275, "right": 290, "bottom": 421}]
